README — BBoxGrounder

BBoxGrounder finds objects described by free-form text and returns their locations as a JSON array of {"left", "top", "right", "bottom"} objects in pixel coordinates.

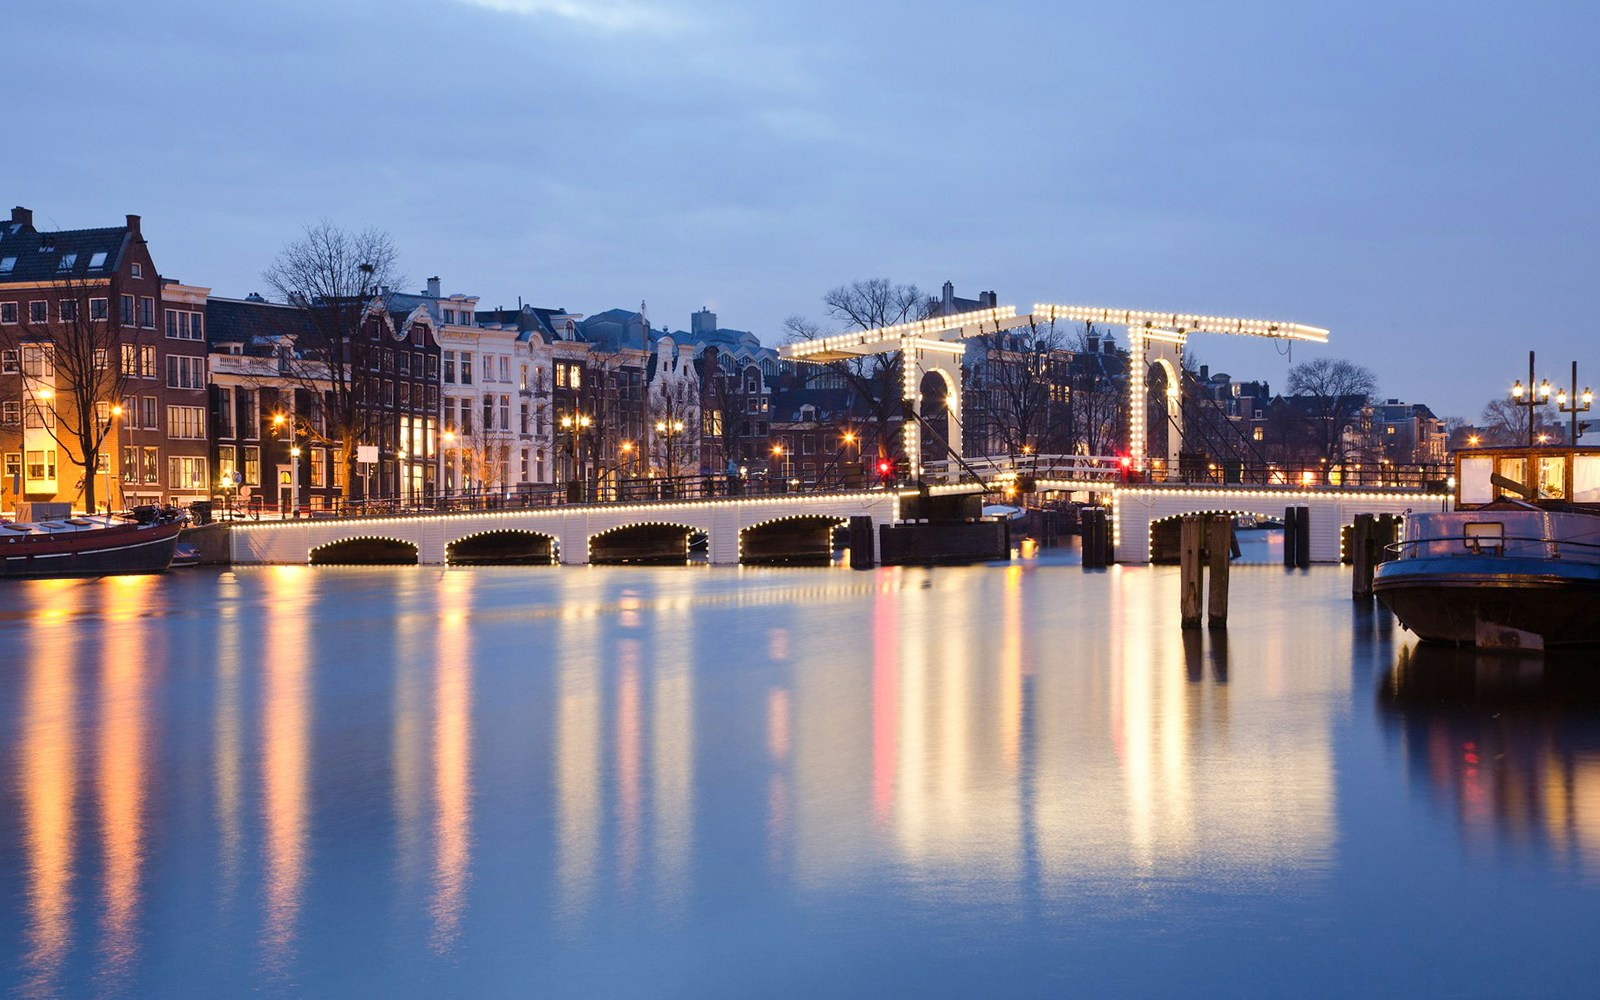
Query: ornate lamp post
[
  {"left": 272, "top": 412, "right": 299, "bottom": 517},
  {"left": 1554, "top": 361, "right": 1593, "bottom": 445},
  {"left": 654, "top": 418, "right": 684, "bottom": 481},
  {"left": 1509, "top": 350, "right": 1552, "bottom": 447},
  {"left": 561, "top": 413, "right": 591, "bottom": 496}
]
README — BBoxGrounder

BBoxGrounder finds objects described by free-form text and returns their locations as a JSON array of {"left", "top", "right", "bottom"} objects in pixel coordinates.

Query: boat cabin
[{"left": 1454, "top": 446, "right": 1600, "bottom": 509}]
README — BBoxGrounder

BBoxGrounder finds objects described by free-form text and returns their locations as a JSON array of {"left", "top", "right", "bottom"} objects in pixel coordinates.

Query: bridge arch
[
  {"left": 445, "top": 529, "right": 558, "bottom": 566},
  {"left": 590, "top": 521, "right": 699, "bottom": 566},
  {"left": 740, "top": 513, "right": 848, "bottom": 566},
  {"left": 308, "top": 535, "right": 420, "bottom": 566}
]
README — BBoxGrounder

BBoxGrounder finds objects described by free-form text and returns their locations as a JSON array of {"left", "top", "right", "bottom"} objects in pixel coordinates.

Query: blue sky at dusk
[{"left": 8, "top": 0, "right": 1597, "bottom": 419}]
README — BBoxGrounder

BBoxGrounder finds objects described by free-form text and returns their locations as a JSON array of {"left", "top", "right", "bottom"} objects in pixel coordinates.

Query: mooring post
[
  {"left": 1081, "top": 507, "right": 1103, "bottom": 569},
  {"left": 1286, "top": 502, "right": 1299, "bottom": 566},
  {"left": 1292, "top": 502, "right": 1305, "bottom": 566},
  {"left": 1206, "top": 513, "right": 1231, "bottom": 628},
  {"left": 1180, "top": 514, "right": 1204, "bottom": 628},
  {"left": 848, "top": 515, "right": 876, "bottom": 570},
  {"left": 1352, "top": 513, "right": 1374, "bottom": 599},
  {"left": 1375, "top": 513, "right": 1398, "bottom": 563}
]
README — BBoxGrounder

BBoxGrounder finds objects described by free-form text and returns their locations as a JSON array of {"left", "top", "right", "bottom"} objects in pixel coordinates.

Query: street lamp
[
  {"left": 1509, "top": 350, "right": 1552, "bottom": 447},
  {"left": 1554, "top": 361, "right": 1593, "bottom": 445},
  {"left": 107, "top": 403, "right": 123, "bottom": 514},
  {"left": 654, "top": 418, "right": 684, "bottom": 481},
  {"left": 771, "top": 442, "right": 789, "bottom": 485},
  {"left": 272, "top": 412, "right": 299, "bottom": 516},
  {"left": 441, "top": 429, "right": 456, "bottom": 499},
  {"left": 561, "top": 413, "right": 592, "bottom": 492}
]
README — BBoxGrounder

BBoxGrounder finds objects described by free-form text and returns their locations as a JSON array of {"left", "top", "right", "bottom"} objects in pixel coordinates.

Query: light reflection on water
[{"left": 1, "top": 562, "right": 1599, "bottom": 996}]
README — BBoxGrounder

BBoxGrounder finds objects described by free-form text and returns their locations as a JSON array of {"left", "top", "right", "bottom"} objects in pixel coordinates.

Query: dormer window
[
  {"left": 88, "top": 252, "right": 107, "bottom": 269},
  {"left": 443, "top": 309, "right": 456, "bottom": 324},
  {"left": 0, "top": 257, "right": 14, "bottom": 274},
  {"left": 57, "top": 253, "right": 77, "bottom": 271}
]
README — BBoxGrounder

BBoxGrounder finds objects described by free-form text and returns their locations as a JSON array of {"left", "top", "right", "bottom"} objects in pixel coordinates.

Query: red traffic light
[{"left": 878, "top": 460, "right": 893, "bottom": 475}]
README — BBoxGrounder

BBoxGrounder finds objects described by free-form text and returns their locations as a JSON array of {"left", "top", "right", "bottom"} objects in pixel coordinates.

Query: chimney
[
  {"left": 1199, "top": 364, "right": 1209, "bottom": 382},
  {"left": 125, "top": 214, "right": 141, "bottom": 236},
  {"left": 941, "top": 281, "right": 954, "bottom": 315},
  {"left": 10, "top": 206, "right": 32, "bottom": 228},
  {"left": 426, "top": 276, "right": 441, "bottom": 298},
  {"left": 1086, "top": 334, "right": 1099, "bottom": 354},
  {"left": 981, "top": 290, "right": 997, "bottom": 309}
]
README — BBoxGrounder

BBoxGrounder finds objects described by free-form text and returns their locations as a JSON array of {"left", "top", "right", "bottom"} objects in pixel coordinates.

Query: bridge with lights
[{"left": 223, "top": 299, "right": 1434, "bottom": 567}]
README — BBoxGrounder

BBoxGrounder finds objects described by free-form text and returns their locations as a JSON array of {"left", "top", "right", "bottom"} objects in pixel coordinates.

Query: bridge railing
[
  {"left": 924, "top": 455, "right": 1126, "bottom": 484},
  {"left": 925, "top": 455, "right": 1450, "bottom": 492},
  {"left": 209, "top": 471, "right": 899, "bottom": 523}
]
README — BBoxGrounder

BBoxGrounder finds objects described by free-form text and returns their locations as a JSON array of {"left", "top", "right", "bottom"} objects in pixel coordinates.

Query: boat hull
[
  {"left": 1374, "top": 557, "right": 1600, "bottom": 647},
  {"left": 0, "top": 520, "right": 184, "bottom": 579}
]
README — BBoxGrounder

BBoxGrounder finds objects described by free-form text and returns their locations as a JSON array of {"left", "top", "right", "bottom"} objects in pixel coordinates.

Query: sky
[{"left": 7, "top": 0, "right": 1598, "bottom": 419}]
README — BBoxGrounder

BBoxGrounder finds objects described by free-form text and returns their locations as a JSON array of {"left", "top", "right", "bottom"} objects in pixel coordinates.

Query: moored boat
[
  {"left": 0, "top": 507, "right": 186, "bottom": 579},
  {"left": 1374, "top": 445, "right": 1600, "bottom": 648}
]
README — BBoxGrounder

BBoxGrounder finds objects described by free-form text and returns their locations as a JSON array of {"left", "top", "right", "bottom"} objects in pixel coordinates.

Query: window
[
  {"left": 121, "top": 397, "right": 136, "bottom": 429},
  {"left": 88, "top": 251, "right": 107, "bottom": 270},
  {"left": 499, "top": 356, "right": 510, "bottom": 383},
  {"left": 460, "top": 311, "right": 472, "bottom": 325},
  {"left": 22, "top": 345, "right": 52, "bottom": 378},
  {"left": 138, "top": 297, "right": 154, "bottom": 328},
  {"left": 555, "top": 362, "right": 566, "bottom": 389},
  {"left": 0, "top": 302, "right": 14, "bottom": 324},
  {"left": 483, "top": 396, "right": 494, "bottom": 432},
  {"left": 26, "top": 450, "right": 56, "bottom": 483},
  {"left": 167, "top": 406, "right": 206, "bottom": 439},
  {"left": 96, "top": 452, "right": 110, "bottom": 475},
  {"left": 3, "top": 453, "right": 19, "bottom": 486},
  {"left": 397, "top": 352, "right": 410, "bottom": 377},
  {"left": 215, "top": 387, "right": 234, "bottom": 438},
  {"left": 0, "top": 350, "right": 16, "bottom": 374},
  {"left": 95, "top": 401, "right": 111, "bottom": 428},
  {"left": 140, "top": 395, "right": 157, "bottom": 430},
  {"left": 310, "top": 449, "right": 325, "bottom": 488},
  {"left": 1, "top": 402, "right": 17, "bottom": 426},
  {"left": 520, "top": 364, "right": 529, "bottom": 391},
  {"left": 1252, "top": 426, "right": 1264, "bottom": 442},
  {"left": 520, "top": 402, "right": 530, "bottom": 435},
  {"left": 460, "top": 404, "right": 472, "bottom": 434},
  {"left": 0, "top": 257, "right": 14, "bottom": 274},
  {"left": 29, "top": 301, "right": 47, "bottom": 324},
  {"left": 130, "top": 263, "right": 142, "bottom": 279},
  {"left": 166, "top": 354, "right": 205, "bottom": 389},
  {"left": 142, "top": 446, "right": 159, "bottom": 484},
  {"left": 217, "top": 445, "right": 236, "bottom": 482},
  {"left": 58, "top": 300, "right": 77, "bottom": 322},
  {"left": 243, "top": 446, "right": 261, "bottom": 486},
  {"left": 120, "top": 294, "right": 134, "bottom": 324},
  {"left": 168, "top": 456, "right": 208, "bottom": 491},
  {"left": 499, "top": 395, "right": 510, "bottom": 432},
  {"left": 121, "top": 344, "right": 155, "bottom": 377},
  {"left": 443, "top": 351, "right": 455, "bottom": 384},
  {"left": 240, "top": 390, "right": 258, "bottom": 439},
  {"left": 443, "top": 309, "right": 456, "bottom": 324},
  {"left": 90, "top": 297, "right": 107, "bottom": 320},
  {"left": 460, "top": 353, "right": 473, "bottom": 385},
  {"left": 121, "top": 447, "right": 138, "bottom": 482},
  {"left": 57, "top": 253, "right": 77, "bottom": 271}
]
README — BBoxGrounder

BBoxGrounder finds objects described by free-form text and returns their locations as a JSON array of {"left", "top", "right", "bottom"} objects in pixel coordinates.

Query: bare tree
[
  {"left": 1285, "top": 357, "right": 1378, "bottom": 465},
  {"left": 965, "top": 317, "right": 1071, "bottom": 456},
  {"left": 1064, "top": 323, "right": 1126, "bottom": 456},
  {"left": 784, "top": 279, "right": 934, "bottom": 468},
  {"left": 4, "top": 271, "right": 149, "bottom": 511},
  {"left": 262, "top": 221, "right": 400, "bottom": 500},
  {"left": 1479, "top": 396, "right": 1563, "bottom": 446}
]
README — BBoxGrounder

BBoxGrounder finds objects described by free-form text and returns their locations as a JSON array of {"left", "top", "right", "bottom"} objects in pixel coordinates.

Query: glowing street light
[
  {"left": 1554, "top": 360, "right": 1593, "bottom": 445},
  {"left": 1509, "top": 350, "right": 1551, "bottom": 448}
]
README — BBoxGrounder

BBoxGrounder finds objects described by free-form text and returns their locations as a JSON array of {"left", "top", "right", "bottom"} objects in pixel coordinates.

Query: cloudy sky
[{"left": 9, "top": 0, "right": 1597, "bottom": 418}]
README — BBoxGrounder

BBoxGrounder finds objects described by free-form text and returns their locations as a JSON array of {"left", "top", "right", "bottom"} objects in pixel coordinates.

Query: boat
[
  {"left": 1373, "top": 445, "right": 1600, "bottom": 648},
  {"left": 0, "top": 505, "right": 187, "bottom": 579}
]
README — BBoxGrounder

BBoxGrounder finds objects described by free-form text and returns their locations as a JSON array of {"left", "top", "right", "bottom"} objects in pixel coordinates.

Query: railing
[
  {"left": 198, "top": 471, "right": 900, "bottom": 524},
  {"left": 928, "top": 455, "right": 1450, "bottom": 491}
]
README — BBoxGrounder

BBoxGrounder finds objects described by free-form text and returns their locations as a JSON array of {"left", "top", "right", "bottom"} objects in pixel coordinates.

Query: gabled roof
[{"left": 0, "top": 225, "right": 132, "bottom": 284}]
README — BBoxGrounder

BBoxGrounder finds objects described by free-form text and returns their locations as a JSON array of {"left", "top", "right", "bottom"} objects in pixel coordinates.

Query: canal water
[{"left": 3, "top": 555, "right": 1599, "bottom": 998}]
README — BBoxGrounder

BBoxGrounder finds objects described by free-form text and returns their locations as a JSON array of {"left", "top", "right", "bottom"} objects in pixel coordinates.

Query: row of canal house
[{"left": 0, "top": 205, "right": 801, "bottom": 514}]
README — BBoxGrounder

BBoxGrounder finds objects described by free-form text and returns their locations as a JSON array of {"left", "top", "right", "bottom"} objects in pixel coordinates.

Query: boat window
[
  {"left": 1498, "top": 458, "right": 1526, "bottom": 498},
  {"left": 1464, "top": 521, "right": 1504, "bottom": 555},
  {"left": 1459, "top": 456, "right": 1493, "bottom": 505},
  {"left": 1575, "top": 456, "right": 1600, "bottom": 503},
  {"left": 1538, "top": 457, "right": 1566, "bottom": 499}
]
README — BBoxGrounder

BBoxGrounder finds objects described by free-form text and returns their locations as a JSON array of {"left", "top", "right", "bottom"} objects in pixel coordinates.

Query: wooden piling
[
  {"left": 1180, "top": 515, "right": 1204, "bottom": 628},
  {"left": 1082, "top": 507, "right": 1105, "bottom": 569},
  {"left": 1295, "top": 505, "right": 1311, "bottom": 568},
  {"left": 1351, "top": 513, "right": 1374, "bottom": 599},
  {"left": 848, "top": 515, "right": 876, "bottom": 569},
  {"left": 1286, "top": 502, "right": 1299, "bottom": 566},
  {"left": 1206, "top": 514, "right": 1231, "bottom": 628}
]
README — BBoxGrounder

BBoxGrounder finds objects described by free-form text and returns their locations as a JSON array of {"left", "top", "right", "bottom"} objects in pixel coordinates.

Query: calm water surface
[{"left": 4, "top": 552, "right": 1600, "bottom": 997}]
